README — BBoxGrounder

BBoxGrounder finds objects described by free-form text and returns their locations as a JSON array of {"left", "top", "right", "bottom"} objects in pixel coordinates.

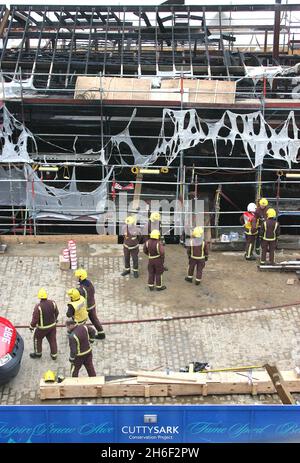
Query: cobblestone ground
[{"left": 0, "top": 243, "right": 299, "bottom": 405}]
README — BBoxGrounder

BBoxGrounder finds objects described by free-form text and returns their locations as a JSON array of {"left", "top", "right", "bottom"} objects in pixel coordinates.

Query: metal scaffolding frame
[
  {"left": 0, "top": 4, "right": 299, "bottom": 90},
  {"left": 0, "top": 3, "right": 299, "bottom": 237}
]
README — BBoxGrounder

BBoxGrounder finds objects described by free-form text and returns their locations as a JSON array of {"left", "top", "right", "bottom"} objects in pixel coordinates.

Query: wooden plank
[
  {"left": 183, "top": 79, "right": 236, "bottom": 104},
  {"left": 101, "top": 384, "right": 168, "bottom": 397},
  {"left": 264, "top": 363, "right": 296, "bottom": 404},
  {"left": 40, "top": 376, "right": 105, "bottom": 400},
  {"left": 126, "top": 370, "right": 198, "bottom": 383},
  {"left": 40, "top": 370, "right": 300, "bottom": 400},
  {"left": 136, "top": 376, "right": 204, "bottom": 384},
  {"left": 74, "top": 76, "right": 151, "bottom": 101},
  {"left": 131, "top": 173, "right": 143, "bottom": 211},
  {"left": 167, "top": 384, "right": 204, "bottom": 396}
]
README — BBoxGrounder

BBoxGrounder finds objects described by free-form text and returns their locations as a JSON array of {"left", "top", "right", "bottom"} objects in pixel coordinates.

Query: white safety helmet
[{"left": 247, "top": 202, "right": 257, "bottom": 213}]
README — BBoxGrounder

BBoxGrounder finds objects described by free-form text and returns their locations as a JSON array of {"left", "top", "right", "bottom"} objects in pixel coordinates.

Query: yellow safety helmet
[
  {"left": 74, "top": 268, "right": 87, "bottom": 281},
  {"left": 38, "top": 288, "right": 48, "bottom": 299},
  {"left": 43, "top": 370, "right": 56, "bottom": 383},
  {"left": 67, "top": 288, "right": 81, "bottom": 301},
  {"left": 150, "top": 229, "right": 160, "bottom": 239},
  {"left": 259, "top": 198, "right": 269, "bottom": 207},
  {"left": 125, "top": 215, "right": 136, "bottom": 225},
  {"left": 192, "top": 226, "right": 204, "bottom": 238},
  {"left": 150, "top": 212, "right": 161, "bottom": 222},
  {"left": 266, "top": 208, "right": 276, "bottom": 219}
]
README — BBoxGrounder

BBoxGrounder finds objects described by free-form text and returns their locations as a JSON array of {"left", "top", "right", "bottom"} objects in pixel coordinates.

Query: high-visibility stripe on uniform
[
  {"left": 147, "top": 241, "right": 161, "bottom": 259},
  {"left": 80, "top": 287, "right": 96, "bottom": 311},
  {"left": 124, "top": 243, "right": 139, "bottom": 250},
  {"left": 246, "top": 242, "right": 253, "bottom": 258},
  {"left": 34, "top": 337, "right": 42, "bottom": 355},
  {"left": 191, "top": 240, "right": 205, "bottom": 260},
  {"left": 262, "top": 222, "right": 278, "bottom": 241},
  {"left": 73, "top": 327, "right": 92, "bottom": 357},
  {"left": 37, "top": 304, "right": 56, "bottom": 329},
  {"left": 156, "top": 274, "right": 163, "bottom": 288}
]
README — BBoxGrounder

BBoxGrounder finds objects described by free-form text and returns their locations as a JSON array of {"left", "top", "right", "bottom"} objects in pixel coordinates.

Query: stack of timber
[{"left": 40, "top": 368, "right": 300, "bottom": 400}]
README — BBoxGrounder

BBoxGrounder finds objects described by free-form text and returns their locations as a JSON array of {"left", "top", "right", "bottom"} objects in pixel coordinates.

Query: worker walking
[
  {"left": 240, "top": 202, "right": 258, "bottom": 261},
  {"left": 255, "top": 198, "right": 270, "bottom": 254},
  {"left": 143, "top": 229, "right": 166, "bottom": 291},
  {"left": 29, "top": 288, "right": 59, "bottom": 360},
  {"left": 66, "top": 288, "right": 89, "bottom": 325},
  {"left": 260, "top": 208, "right": 280, "bottom": 265},
  {"left": 75, "top": 269, "right": 106, "bottom": 340},
  {"left": 185, "top": 227, "right": 208, "bottom": 285},
  {"left": 121, "top": 215, "right": 141, "bottom": 278},
  {"left": 66, "top": 319, "right": 96, "bottom": 377}
]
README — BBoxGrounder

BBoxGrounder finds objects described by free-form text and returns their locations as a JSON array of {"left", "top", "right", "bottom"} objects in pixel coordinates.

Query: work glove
[
  {"left": 29, "top": 326, "right": 34, "bottom": 332},
  {"left": 69, "top": 357, "right": 75, "bottom": 363},
  {"left": 205, "top": 256, "right": 208, "bottom": 261}
]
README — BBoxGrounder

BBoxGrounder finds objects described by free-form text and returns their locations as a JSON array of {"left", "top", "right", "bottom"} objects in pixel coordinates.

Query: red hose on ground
[{"left": 13, "top": 300, "right": 300, "bottom": 329}]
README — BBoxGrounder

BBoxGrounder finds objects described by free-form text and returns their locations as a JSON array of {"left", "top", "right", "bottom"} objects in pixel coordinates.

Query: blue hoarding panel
[{"left": 0, "top": 405, "right": 300, "bottom": 443}]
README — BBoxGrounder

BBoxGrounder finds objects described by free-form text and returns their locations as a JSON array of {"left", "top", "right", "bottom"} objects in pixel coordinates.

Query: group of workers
[
  {"left": 29, "top": 268, "right": 105, "bottom": 377},
  {"left": 240, "top": 198, "right": 280, "bottom": 265},
  {"left": 121, "top": 211, "right": 209, "bottom": 290},
  {"left": 122, "top": 198, "right": 280, "bottom": 293},
  {"left": 29, "top": 199, "right": 279, "bottom": 379}
]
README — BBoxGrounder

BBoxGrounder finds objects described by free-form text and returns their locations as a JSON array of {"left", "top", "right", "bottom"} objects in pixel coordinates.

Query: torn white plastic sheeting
[
  {"left": 33, "top": 213, "right": 101, "bottom": 221},
  {"left": 83, "top": 148, "right": 107, "bottom": 165},
  {"left": 244, "top": 66, "right": 284, "bottom": 86},
  {"left": 25, "top": 165, "right": 113, "bottom": 218},
  {"left": 0, "top": 106, "right": 36, "bottom": 163},
  {"left": 0, "top": 76, "right": 37, "bottom": 99},
  {"left": 0, "top": 165, "right": 27, "bottom": 205},
  {"left": 110, "top": 108, "right": 300, "bottom": 168}
]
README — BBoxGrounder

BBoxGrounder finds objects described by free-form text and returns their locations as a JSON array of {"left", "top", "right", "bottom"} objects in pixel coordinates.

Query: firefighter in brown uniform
[
  {"left": 185, "top": 227, "right": 208, "bottom": 285},
  {"left": 121, "top": 215, "right": 141, "bottom": 278},
  {"left": 75, "top": 268, "right": 105, "bottom": 340},
  {"left": 260, "top": 208, "right": 280, "bottom": 265},
  {"left": 66, "top": 319, "right": 96, "bottom": 377},
  {"left": 240, "top": 202, "right": 258, "bottom": 261},
  {"left": 143, "top": 229, "right": 166, "bottom": 291},
  {"left": 143, "top": 211, "right": 168, "bottom": 270},
  {"left": 29, "top": 288, "right": 59, "bottom": 359},
  {"left": 66, "top": 288, "right": 90, "bottom": 326},
  {"left": 254, "top": 198, "right": 270, "bottom": 254}
]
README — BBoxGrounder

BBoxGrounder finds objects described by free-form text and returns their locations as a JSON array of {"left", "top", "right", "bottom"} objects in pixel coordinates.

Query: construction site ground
[{"left": 1, "top": 242, "right": 300, "bottom": 405}]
